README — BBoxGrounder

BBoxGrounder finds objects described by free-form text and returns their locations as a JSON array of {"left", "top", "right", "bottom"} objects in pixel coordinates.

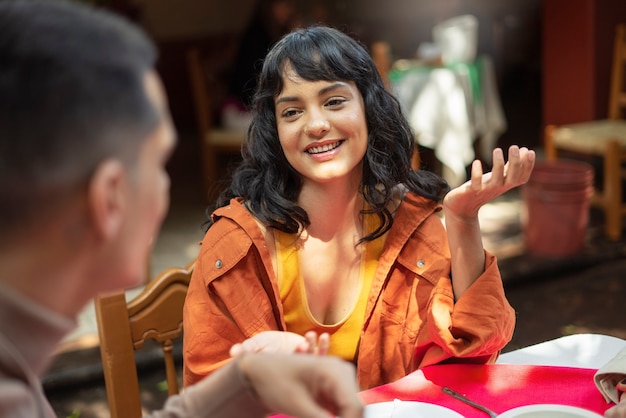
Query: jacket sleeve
[
  {"left": 146, "top": 357, "right": 269, "bottom": 418},
  {"left": 356, "top": 204, "right": 514, "bottom": 389},
  {"left": 416, "top": 250, "right": 515, "bottom": 367},
  {"left": 182, "top": 220, "right": 282, "bottom": 387}
]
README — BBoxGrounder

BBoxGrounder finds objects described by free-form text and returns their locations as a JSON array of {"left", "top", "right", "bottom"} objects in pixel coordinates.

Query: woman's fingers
[
  {"left": 490, "top": 147, "right": 505, "bottom": 185},
  {"left": 518, "top": 147, "right": 536, "bottom": 184},
  {"left": 483, "top": 145, "right": 535, "bottom": 190},
  {"left": 229, "top": 343, "right": 244, "bottom": 357},
  {"left": 317, "top": 333, "right": 330, "bottom": 356},
  {"left": 503, "top": 145, "right": 535, "bottom": 187},
  {"left": 231, "top": 330, "right": 334, "bottom": 358},
  {"left": 470, "top": 159, "right": 484, "bottom": 190},
  {"left": 300, "top": 331, "right": 330, "bottom": 355}
]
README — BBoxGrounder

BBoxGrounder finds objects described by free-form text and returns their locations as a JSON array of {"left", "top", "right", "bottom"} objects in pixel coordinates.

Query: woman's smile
[{"left": 305, "top": 140, "right": 344, "bottom": 155}]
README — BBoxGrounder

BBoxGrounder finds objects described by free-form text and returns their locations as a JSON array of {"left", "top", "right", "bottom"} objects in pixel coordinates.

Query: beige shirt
[{"left": 0, "top": 282, "right": 267, "bottom": 418}]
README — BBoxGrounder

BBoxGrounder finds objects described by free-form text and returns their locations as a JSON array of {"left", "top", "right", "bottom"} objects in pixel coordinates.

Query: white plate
[
  {"left": 364, "top": 400, "right": 464, "bottom": 418},
  {"left": 498, "top": 404, "right": 603, "bottom": 418}
]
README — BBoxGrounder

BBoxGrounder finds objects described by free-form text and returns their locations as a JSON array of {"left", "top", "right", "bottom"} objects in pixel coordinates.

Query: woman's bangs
[{"left": 281, "top": 37, "right": 350, "bottom": 82}]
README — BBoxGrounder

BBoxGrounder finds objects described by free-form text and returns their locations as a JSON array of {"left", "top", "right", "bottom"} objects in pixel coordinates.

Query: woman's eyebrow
[
  {"left": 318, "top": 82, "right": 349, "bottom": 96},
  {"left": 275, "top": 95, "right": 298, "bottom": 106}
]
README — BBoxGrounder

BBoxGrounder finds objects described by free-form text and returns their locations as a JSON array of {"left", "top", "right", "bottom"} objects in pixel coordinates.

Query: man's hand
[{"left": 237, "top": 352, "right": 364, "bottom": 418}]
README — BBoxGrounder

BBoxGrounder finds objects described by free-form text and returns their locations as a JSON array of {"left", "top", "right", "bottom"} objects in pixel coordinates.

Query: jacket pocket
[{"left": 200, "top": 224, "right": 253, "bottom": 285}]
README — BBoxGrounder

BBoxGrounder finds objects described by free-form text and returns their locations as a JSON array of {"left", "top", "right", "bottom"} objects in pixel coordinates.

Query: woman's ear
[{"left": 87, "top": 159, "right": 127, "bottom": 241}]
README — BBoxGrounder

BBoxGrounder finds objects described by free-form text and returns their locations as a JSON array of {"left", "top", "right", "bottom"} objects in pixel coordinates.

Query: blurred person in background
[{"left": 222, "top": 0, "right": 298, "bottom": 131}]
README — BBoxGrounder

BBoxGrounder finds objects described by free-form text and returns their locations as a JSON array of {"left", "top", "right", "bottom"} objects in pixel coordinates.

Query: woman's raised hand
[{"left": 443, "top": 145, "right": 535, "bottom": 221}]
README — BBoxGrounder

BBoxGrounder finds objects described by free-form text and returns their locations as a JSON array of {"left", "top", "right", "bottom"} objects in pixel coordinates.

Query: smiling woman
[{"left": 183, "top": 25, "right": 535, "bottom": 390}]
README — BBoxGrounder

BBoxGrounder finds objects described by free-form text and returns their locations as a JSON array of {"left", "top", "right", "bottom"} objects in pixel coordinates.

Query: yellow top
[{"left": 275, "top": 213, "right": 386, "bottom": 361}]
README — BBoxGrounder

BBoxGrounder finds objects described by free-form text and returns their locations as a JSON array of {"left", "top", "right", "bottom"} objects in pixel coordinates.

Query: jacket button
[
  {"left": 215, "top": 259, "right": 223, "bottom": 269},
  {"left": 417, "top": 259, "right": 425, "bottom": 268}
]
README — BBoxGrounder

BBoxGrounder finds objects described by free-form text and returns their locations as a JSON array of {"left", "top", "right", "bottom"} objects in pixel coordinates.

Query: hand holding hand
[
  {"left": 237, "top": 352, "right": 364, "bottom": 418},
  {"left": 230, "top": 330, "right": 330, "bottom": 357},
  {"left": 443, "top": 145, "right": 536, "bottom": 221}
]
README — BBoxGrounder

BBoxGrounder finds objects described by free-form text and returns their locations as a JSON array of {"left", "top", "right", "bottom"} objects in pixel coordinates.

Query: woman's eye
[
  {"left": 326, "top": 98, "right": 346, "bottom": 107},
  {"left": 281, "top": 109, "right": 299, "bottom": 118}
]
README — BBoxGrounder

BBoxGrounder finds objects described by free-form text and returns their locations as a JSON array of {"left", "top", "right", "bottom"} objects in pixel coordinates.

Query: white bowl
[
  {"left": 365, "top": 400, "right": 463, "bottom": 418},
  {"left": 498, "top": 404, "right": 603, "bottom": 418}
]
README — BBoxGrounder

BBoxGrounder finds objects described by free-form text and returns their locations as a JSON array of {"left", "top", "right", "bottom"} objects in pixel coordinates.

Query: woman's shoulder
[
  {"left": 391, "top": 185, "right": 440, "bottom": 212},
  {"left": 210, "top": 198, "right": 250, "bottom": 222},
  {"left": 391, "top": 188, "right": 444, "bottom": 233},
  {"left": 197, "top": 200, "right": 276, "bottom": 282},
  {"left": 207, "top": 198, "right": 273, "bottom": 248}
]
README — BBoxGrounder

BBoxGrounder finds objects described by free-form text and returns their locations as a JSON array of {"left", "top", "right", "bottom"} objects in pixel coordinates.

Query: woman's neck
[{"left": 298, "top": 179, "right": 363, "bottom": 242}]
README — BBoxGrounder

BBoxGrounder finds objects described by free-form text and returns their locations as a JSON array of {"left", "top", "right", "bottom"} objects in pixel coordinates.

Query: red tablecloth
[
  {"left": 360, "top": 363, "right": 609, "bottom": 417},
  {"left": 273, "top": 363, "right": 611, "bottom": 417}
]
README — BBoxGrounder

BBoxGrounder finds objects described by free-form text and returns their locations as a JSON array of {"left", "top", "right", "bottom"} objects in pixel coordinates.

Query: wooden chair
[
  {"left": 186, "top": 47, "right": 246, "bottom": 201},
  {"left": 545, "top": 23, "right": 626, "bottom": 241},
  {"left": 95, "top": 259, "right": 195, "bottom": 418}
]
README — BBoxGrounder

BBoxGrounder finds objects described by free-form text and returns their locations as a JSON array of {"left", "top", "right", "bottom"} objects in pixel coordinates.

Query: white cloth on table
[
  {"left": 497, "top": 333, "right": 626, "bottom": 369},
  {"left": 391, "top": 56, "right": 506, "bottom": 187},
  {"left": 393, "top": 66, "right": 473, "bottom": 187},
  {"left": 473, "top": 56, "right": 507, "bottom": 164}
]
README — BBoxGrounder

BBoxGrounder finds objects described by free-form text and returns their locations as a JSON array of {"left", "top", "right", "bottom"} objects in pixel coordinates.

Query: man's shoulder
[{"left": 0, "top": 368, "right": 45, "bottom": 418}]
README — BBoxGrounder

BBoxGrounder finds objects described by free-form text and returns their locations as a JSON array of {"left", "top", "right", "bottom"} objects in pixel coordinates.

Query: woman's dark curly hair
[{"left": 212, "top": 25, "right": 449, "bottom": 242}]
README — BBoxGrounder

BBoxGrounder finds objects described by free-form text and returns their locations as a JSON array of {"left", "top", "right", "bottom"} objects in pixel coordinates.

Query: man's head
[{"left": 0, "top": 0, "right": 175, "bottom": 305}]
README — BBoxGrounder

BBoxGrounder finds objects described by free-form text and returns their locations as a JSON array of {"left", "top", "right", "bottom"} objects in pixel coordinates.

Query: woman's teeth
[{"left": 307, "top": 141, "right": 342, "bottom": 154}]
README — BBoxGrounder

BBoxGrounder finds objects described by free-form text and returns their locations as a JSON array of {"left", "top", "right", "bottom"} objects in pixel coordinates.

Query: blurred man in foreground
[{"left": 0, "top": 1, "right": 363, "bottom": 417}]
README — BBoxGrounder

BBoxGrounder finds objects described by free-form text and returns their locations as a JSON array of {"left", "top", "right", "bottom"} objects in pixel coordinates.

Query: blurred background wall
[{"left": 97, "top": 0, "right": 626, "bottom": 151}]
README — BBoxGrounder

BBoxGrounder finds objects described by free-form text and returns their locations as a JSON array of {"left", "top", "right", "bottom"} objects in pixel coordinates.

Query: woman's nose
[{"left": 304, "top": 113, "right": 330, "bottom": 137}]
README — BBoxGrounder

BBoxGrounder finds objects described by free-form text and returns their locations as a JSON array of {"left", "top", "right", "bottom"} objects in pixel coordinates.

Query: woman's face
[{"left": 274, "top": 66, "right": 368, "bottom": 187}]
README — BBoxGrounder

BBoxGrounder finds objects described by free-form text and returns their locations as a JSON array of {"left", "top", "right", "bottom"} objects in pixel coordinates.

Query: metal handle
[{"left": 442, "top": 387, "right": 499, "bottom": 418}]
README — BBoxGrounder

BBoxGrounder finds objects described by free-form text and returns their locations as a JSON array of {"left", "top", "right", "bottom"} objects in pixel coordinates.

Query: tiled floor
[{"left": 44, "top": 140, "right": 626, "bottom": 418}]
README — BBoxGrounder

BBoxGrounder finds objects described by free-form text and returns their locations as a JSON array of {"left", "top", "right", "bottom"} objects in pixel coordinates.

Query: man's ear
[{"left": 87, "top": 159, "right": 127, "bottom": 241}]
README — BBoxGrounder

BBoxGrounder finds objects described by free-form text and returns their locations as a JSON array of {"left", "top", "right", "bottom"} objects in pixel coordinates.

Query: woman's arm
[{"left": 443, "top": 146, "right": 535, "bottom": 300}]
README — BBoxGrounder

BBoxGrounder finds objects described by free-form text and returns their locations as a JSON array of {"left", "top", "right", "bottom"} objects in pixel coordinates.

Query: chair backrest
[
  {"left": 95, "top": 259, "right": 195, "bottom": 418},
  {"left": 371, "top": 41, "right": 392, "bottom": 91},
  {"left": 186, "top": 37, "right": 240, "bottom": 134},
  {"left": 609, "top": 23, "right": 626, "bottom": 120},
  {"left": 187, "top": 47, "right": 214, "bottom": 137}
]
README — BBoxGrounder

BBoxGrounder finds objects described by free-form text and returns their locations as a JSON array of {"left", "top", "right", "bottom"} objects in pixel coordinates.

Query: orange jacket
[{"left": 183, "top": 193, "right": 515, "bottom": 389}]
